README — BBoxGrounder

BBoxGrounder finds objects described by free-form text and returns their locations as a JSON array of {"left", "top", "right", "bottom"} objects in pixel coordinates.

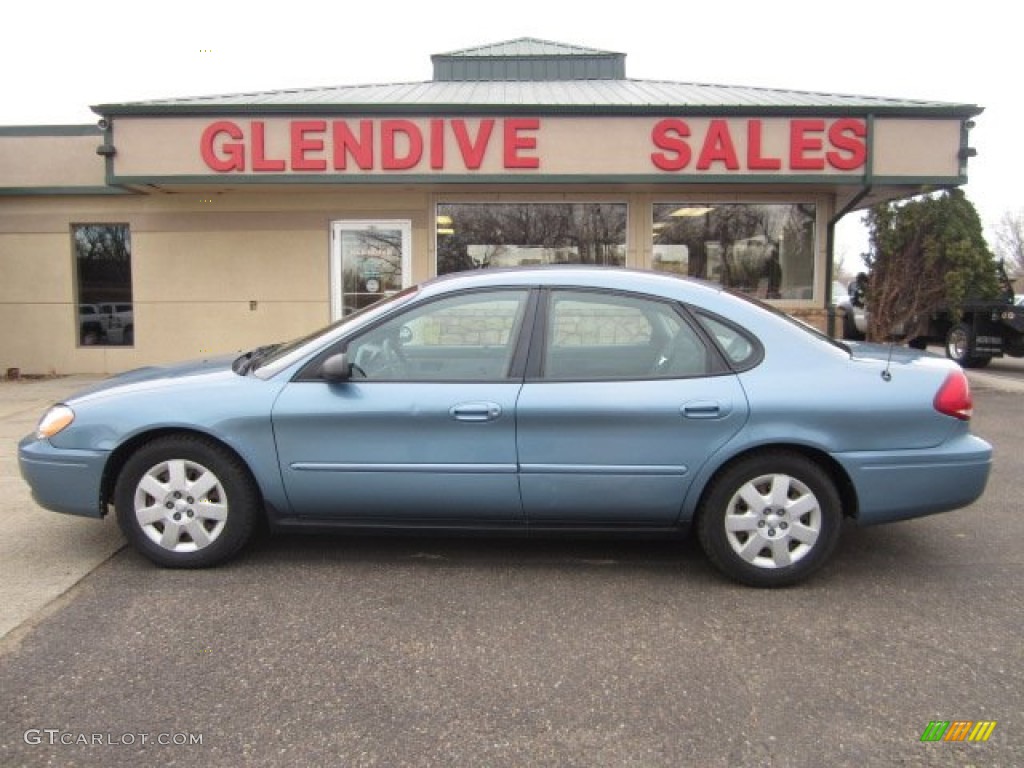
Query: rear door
[{"left": 516, "top": 289, "right": 749, "bottom": 525}]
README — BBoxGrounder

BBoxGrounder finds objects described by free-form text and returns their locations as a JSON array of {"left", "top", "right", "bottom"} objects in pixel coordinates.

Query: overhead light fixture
[
  {"left": 436, "top": 215, "right": 453, "bottom": 226},
  {"left": 436, "top": 228, "right": 455, "bottom": 235},
  {"left": 669, "top": 206, "right": 714, "bottom": 218}
]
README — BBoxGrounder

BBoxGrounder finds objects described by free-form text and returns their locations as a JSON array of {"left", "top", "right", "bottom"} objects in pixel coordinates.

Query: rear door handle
[
  {"left": 450, "top": 402, "right": 502, "bottom": 422},
  {"left": 681, "top": 400, "right": 729, "bottom": 419}
]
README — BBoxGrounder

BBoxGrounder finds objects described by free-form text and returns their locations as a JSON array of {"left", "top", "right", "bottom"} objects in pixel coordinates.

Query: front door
[
  {"left": 273, "top": 288, "right": 533, "bottom": 523},
  {"left": 330, "top": 220, "right": 412, "bottom": 320}
]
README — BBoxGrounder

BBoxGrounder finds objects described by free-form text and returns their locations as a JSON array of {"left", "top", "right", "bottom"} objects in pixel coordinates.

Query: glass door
[{"left": 330, "top": 220, "right": 412, "bottom": 320}]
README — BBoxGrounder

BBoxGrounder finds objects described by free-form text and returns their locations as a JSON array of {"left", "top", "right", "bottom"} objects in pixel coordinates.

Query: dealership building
[{"left": 0, "top": 38, "right": 980, "bottom": 374}]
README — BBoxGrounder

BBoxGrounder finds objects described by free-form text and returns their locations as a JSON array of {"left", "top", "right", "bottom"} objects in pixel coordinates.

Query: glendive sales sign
[{"left": 197, "top": 117, "right": 868, "bottom": 174}]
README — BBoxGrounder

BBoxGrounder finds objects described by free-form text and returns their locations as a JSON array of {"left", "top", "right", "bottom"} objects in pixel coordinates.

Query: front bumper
[
  {"left": 835, "top": 433, "right": 993, "bottom": 525},
  {"left": 18, "top": 436, "right": 109, "bottom": 518}
]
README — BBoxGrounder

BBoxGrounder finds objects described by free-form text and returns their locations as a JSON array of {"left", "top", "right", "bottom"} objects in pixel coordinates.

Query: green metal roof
[
  {"left": 92, "top": 38, "right": 981, "bottom": 118},
  {"left": 432, "top": 37, "right": 625, "bottom": 81},
  {"left": 434, "top": 37, "right": 620, "bottom": 59}
]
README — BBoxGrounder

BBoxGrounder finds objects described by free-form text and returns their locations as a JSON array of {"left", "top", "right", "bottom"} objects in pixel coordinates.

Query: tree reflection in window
[
  {"left": 341, "top": 227, "right": 404, "bottom": 314},
  {"left": 73, "top": 224, "right": 134, "bottom": 346},
  {"left": 437, "top": 203, "right": 627, "bottom": 275},
  {"left": 652, "top": 204, "right": 816, "bottom": 301}
]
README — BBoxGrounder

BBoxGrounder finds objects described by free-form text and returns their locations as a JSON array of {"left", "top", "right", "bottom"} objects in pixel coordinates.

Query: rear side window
[
  {"left": 695, "top": 312, "right": 762, "bottom": 370},
  {"left": 543, "top": 290, "right": 712, "bottom": 380}
]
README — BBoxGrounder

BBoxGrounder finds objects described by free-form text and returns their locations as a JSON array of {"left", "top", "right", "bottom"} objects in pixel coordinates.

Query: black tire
[
  {"left": 907, "top": 336, "right": 927, "bottom": 350},
  {"left": 697, "top": 452, "right": 843, "bottom": 587},
  {"left": 944, "top": 322, "right": 991, "bottom": 368},
  {"left": 115, "top": 435, "right": 258, "bottom": 567},
  {"left": 841, "top": 309, "right": 864, "bottom": 341}
]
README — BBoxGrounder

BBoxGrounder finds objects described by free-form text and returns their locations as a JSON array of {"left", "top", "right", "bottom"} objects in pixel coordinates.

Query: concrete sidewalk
[{"left": 0, "top": 375, "right": 124, "bottom": 640}]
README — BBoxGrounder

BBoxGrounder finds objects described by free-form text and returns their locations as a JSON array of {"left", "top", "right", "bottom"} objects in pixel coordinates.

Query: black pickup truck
[{"left": 911, "top": 264, "right": 1024, "bottom": 368}]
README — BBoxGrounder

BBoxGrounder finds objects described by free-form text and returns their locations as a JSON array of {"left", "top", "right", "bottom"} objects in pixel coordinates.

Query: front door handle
[{"left": 450, "top": 402, "right": 502, "bottom": 422}]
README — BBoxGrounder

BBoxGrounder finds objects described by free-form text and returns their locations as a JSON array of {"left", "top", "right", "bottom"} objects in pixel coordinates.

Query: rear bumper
[
  {"left": 835, "top": 434, "right": 992, "bottom": 525},
  {"left": 18, "top": 435, "right": 108, "bottom": 518}
]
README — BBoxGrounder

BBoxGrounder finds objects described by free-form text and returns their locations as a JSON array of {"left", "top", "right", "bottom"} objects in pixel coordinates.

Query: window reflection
[
  {"left": 346, "top": 290, "right": 529, "bottom": 381},
  {"left": 340, "top": 227, "right": 405, "bottom": 315},
  {"left": 652, "top": 204, "right": 816, "bottom": 300},
  {"left": 437, "top": 203, "right": 627, "bottom": 275},
  {"left": 73, "top": 224, "right": 134, "bottom": 346}
]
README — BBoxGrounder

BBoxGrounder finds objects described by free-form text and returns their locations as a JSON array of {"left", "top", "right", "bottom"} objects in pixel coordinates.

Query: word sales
[{"left": 199, "top": 117, "right": 867, "bottom": 174}]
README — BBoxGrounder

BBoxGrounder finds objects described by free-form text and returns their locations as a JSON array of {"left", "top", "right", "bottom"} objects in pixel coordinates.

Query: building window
[
  {"left": 73, "top": 224, "right": 134, "bottom": 346},
  {"left": 436, "top": 203, "right": 627, "bottom": 275},
  {"left": 652, "top": 203, "right": 816, "bottom": 301}
]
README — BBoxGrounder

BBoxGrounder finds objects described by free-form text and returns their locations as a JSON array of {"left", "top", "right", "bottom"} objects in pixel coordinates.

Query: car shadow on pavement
[
  {"left": 109, "top": 518, "right": 962, "bottom": 590},
  {"left": 230, "top": 529, "right": 710, "bottom": 573}
]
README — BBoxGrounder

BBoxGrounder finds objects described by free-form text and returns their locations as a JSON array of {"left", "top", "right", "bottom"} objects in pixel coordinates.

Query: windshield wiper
[{"left": 233, "top": 344, "right": 280, "bottom": 375}]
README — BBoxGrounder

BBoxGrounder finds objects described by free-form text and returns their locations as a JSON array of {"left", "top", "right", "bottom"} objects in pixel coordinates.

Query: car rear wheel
[
  {"left": 115, "top": 435, "right": 258, "bottom": 567},
  {"left": 697, "top": 452, "right": 842, "bottom": 587}
]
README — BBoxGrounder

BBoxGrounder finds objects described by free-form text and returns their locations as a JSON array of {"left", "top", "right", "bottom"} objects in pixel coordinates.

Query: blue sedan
[{"left": 19, "top": 268, "right": 992, "bottom": 586}]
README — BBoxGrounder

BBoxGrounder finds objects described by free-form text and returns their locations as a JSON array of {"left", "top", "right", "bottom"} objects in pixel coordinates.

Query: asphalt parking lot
[{"left": 1, "top": 370, "right": 1022, "bottom": 767}]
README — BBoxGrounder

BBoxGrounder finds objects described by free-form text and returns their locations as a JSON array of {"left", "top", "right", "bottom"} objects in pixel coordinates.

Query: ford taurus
[{"left": 19, "top": 268, "right": 992, "bottom": 587}]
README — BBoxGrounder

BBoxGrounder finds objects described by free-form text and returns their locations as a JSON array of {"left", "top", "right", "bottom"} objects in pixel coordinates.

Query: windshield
[{"left": 244, "top": 286, "right": 420, "bottom": 378}]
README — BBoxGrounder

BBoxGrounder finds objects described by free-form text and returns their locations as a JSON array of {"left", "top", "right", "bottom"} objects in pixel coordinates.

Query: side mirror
[{"left": 321, "top": 352, "right": 353, "bottom": 382}]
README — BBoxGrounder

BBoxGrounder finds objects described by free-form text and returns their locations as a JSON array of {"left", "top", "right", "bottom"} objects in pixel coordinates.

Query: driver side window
[{"left": 346, "top": 290, "right": 529, "bottom": 381}]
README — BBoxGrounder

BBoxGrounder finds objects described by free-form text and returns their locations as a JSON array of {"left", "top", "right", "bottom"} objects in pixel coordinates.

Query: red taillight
[{"left": 934, "top": 370, "right": 973, "bottom": 420}]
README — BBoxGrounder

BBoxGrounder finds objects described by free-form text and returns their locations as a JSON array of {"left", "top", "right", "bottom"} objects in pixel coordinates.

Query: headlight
[{"left": 36, "top": 405, "right": 75, "bottom": 439}]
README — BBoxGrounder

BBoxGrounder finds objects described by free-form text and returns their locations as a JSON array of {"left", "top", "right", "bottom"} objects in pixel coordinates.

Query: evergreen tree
[{"left": 863, "top": 189, "right": 1000, "bottom": 341}]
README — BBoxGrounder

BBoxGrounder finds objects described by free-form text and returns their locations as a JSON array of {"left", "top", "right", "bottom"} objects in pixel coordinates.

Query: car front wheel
[
  {"left": 115, "top": 435, "right": 258, "bottom": 567},
  {"left": 697, "top": 452, "right": 842, "bottom": 587}
]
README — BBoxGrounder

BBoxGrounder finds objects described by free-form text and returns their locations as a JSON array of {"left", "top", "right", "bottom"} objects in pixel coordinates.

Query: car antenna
[{"left": 881, "top": 336, "right": 894, "bottom": 382}]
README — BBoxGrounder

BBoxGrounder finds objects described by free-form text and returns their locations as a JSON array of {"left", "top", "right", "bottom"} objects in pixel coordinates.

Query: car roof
[{"left": 417, "top": 266, "right": 726, "bottom": 303}]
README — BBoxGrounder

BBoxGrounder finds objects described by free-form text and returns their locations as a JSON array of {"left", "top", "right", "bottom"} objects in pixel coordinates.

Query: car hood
[{"left": 63, "top": 354, "right": 241, "bottom": 404}]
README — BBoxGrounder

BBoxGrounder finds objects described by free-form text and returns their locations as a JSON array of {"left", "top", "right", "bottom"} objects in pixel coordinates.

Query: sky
[{"left": 3, "top": 0, "right": 1018, "bottom": 272}]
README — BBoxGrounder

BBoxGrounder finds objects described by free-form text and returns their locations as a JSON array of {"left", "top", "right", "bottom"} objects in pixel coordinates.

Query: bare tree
[
  {"left": 993, "top": 209, "right": 1024, "bottom": 277},
  {"left": 865, "top": 227, "right": 946, "bottom": 340}
]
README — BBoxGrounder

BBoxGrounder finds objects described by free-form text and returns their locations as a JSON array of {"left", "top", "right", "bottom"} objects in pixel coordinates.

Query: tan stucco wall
[
  {"left": 0, "top": 134, "right": 107, "bottom": 189},
  {"left": 0, "top": 190, "right": 429, "bottom": 373},
  {"left": 1, "top": 187, "right": 834, "bottom": 375},
  {"left": 872, "top": 119, "right": 962, "bottom": 178}
]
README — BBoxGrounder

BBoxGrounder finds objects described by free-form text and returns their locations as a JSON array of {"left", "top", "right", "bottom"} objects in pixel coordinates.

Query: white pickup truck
[{"left": 79, "top": 303, "right": 134, "bottom": 345}]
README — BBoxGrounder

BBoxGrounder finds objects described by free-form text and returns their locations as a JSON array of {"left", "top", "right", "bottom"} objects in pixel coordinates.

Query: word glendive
[
  {"left": 197, "top": 117, "right": 868, "bottom": 175},
  {"left": 920, "top": 720, "right": 997, "bottom": 742}
]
